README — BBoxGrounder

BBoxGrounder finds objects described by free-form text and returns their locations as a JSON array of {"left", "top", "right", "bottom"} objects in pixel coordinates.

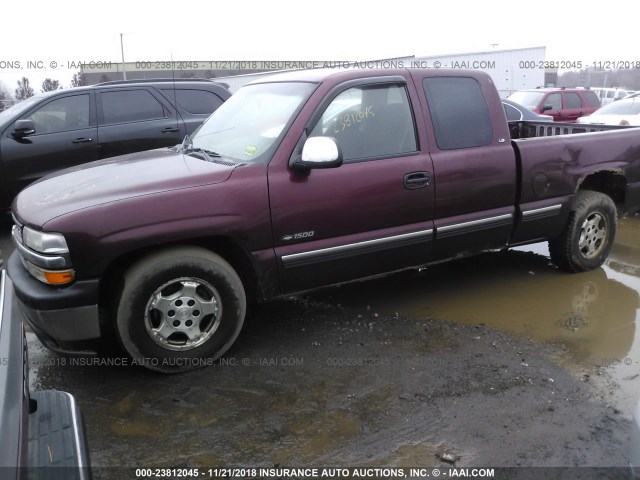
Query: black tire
[
  {"left": 116, "top": 246, "right": 246, "bottom": 373},
  {"left": 549, "top": 190, "right": 617, "bottom": 272}
]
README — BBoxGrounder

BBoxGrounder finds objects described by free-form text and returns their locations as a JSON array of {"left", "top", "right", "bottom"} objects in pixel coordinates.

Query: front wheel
[
  {"left": 549, "top": 190, "right": 617, "bottom": 272},
  {"left": 116, "top": 246, "right": 246, "bottom": 373}
]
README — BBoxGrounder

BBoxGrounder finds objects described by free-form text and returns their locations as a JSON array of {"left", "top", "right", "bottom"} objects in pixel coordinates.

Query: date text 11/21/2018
[{"left": 134, "top": 467, "right": 497, "bottom": 478}]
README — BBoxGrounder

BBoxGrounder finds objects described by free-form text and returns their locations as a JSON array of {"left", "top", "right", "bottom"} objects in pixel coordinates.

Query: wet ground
[
  {"left": 308, "top": 216, "right": 640, "bottom": 418},
  {"left": 1, "top": 216, "right": 639, "bottom": 477}
]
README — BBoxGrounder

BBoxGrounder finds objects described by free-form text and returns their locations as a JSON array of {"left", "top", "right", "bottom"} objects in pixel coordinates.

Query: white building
[{"left": 412, "top": 46, "right": 547, "bottom": 97}]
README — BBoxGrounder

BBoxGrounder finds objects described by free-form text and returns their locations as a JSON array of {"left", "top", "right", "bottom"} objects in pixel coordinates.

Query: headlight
[{"left": 22, "top": 227, "right": 69, "bottom": 254}]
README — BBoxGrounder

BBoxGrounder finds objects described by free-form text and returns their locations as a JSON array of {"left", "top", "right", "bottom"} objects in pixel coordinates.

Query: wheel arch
[{"left": 577, "top": 170, "right": 627, "bottom": 212}]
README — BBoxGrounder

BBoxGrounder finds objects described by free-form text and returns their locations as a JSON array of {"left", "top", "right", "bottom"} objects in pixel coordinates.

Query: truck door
[
  {"left": 419, "top": 75, "right": 517, "bottom": 260},
  {"left": 0, "top": 92, "right": 99, "bottom": 203},
  {"left": 269, "top": 78, "right": 435, "bottom": 293}
]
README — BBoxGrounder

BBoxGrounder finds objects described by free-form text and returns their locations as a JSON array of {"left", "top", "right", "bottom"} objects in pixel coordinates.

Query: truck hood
[{"left": 13, "top": 149, "right": 238, "bottom": 227}]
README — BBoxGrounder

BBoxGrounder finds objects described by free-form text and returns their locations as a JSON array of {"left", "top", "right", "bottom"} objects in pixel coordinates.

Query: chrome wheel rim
[
  {"left": 578, "top": 212, "right": 608, "bottom": 259},
  {"left": 144, "top": 277, "right": 222, "bottom": 351}
]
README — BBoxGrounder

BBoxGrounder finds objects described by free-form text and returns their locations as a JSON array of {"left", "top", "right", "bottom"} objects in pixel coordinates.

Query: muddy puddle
[
  {"left": 309, "top": 215, "right": 640, "bottom": 416},
  {"left": 27, "top": 309, "right": 476, "bottom": 470}
]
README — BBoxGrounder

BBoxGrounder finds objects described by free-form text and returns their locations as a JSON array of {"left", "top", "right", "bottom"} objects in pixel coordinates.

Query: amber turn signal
[
  {"left": 23, "top": 260, "right": 75, "bottom": 285},
  {"left": 43, "top": 270, "right": 76, "bottom": 285}
]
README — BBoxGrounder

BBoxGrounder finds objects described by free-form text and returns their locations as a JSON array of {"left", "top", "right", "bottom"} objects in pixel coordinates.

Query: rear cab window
[{"left": 422, "top": 76, "right": 493, "bottom": 150}]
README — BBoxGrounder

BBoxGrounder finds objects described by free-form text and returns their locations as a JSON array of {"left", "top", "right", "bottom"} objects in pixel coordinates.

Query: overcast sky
[{"left": 1, "top": 0, "right": 638, "bottom": 95}]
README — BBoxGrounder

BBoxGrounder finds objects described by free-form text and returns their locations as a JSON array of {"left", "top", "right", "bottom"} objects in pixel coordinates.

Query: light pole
[{"left": 120, "top": 33, "right": 127, "bottom": 80}]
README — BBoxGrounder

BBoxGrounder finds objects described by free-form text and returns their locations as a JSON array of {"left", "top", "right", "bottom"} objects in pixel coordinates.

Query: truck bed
[{"left": 512, "top": 125, "right": 640, "bottom": 217}]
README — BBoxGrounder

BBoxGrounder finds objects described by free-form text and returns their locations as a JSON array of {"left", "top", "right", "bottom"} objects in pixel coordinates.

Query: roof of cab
[
  {"left": 245, "top": 67, "right": 489, "bottom": 87},
  {"left": 246, "top": 68, "right": 360, "bottom": 85},
  {"left": 248, "top": 68, "right": 424, "bottom": 85}
]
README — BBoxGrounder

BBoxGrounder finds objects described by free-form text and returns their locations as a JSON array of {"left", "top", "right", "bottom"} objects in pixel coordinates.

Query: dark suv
[
  {"left": 508, "top": 87, "right": 601, "bottom": 122},
  {"left": 0, "top": 79, "right": 230, "bottom": 210}
]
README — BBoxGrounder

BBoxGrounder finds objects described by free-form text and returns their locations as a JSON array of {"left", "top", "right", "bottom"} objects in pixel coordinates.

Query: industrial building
[{"left": 411, "top": 46, "right": 549, "bottom": 97}]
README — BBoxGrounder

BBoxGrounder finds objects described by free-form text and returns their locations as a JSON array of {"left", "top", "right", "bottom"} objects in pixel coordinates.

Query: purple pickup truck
[{"left": 7, "top": 68, "right": 640, "bottom": 372}]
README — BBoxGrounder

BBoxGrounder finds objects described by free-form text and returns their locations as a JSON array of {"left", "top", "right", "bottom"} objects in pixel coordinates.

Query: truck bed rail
[{"left": 509, "top": 121, "right": 635, "bottom": 139}]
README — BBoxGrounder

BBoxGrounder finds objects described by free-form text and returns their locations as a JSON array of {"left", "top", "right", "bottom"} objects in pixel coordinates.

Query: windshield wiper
[
  {"left": 184, "top": 147, "right": 222, "bottom": 159},
  {"left": 184, "top": 147, "right": 238, "bottom": 166},
  {"left": 178, "top": 136, "right": 220, "bottom": 157}
]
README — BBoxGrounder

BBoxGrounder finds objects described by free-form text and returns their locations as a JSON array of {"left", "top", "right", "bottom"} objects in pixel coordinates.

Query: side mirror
[
  {"left": 12, "top": 119, "right": 36, "bottom": 138},
  {"left": 293, "top": 137, "right": 343, "bottom": 171},
  {"left": 541, "top": 104, "right": 553, "bottom": 112}
]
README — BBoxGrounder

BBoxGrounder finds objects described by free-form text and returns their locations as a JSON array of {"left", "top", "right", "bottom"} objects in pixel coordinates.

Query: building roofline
[{"left": 416, "top": 46, "right": 546, "bottom": 59}]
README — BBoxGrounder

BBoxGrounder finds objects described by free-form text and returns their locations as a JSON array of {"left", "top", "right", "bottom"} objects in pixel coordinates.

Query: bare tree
[
  {"left": 15, "top": 77, "right": 35, "bottom": 100},
  {"left": 70, "top": 71, "right": 86, "bottom": 88},
  {"left": 99, "top": 74, "right": 112, "bottom": 83},
  {"left": 41, "top": 78, "right": 62, "bottom": 92}
]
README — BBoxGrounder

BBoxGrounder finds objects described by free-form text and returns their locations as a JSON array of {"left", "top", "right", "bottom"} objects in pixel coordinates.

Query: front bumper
[{"left": 7, "top": 251, "right": 102, "bottom": 354}]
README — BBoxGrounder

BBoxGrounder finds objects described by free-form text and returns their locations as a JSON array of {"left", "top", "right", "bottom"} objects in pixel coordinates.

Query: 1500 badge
[{"left": 282, "top": 231, "right": 315, "bottom": 241}]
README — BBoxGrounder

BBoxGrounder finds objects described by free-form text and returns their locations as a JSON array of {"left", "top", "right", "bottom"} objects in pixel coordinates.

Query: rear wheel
[
  {"left": 549, "top": 190, "right": 617, "bottom": 272},
  {"left": 116, "top": 246, "right": 246, "bottom": 373}
]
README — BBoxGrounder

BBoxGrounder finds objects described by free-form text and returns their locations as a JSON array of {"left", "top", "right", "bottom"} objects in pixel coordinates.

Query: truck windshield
[
  {"left": 508, "top": 91, "right": 545, "bottom": 109},
  {"left": 188, "top": 82, "right": 316, "bottom": 163}
]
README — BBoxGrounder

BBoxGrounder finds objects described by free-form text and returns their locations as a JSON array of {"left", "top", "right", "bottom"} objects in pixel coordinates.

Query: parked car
[
  {"left": 502, "top": 98, "right": 553, "bottom": 122},
  {"left": 577, "top": 97, "right": 640, "bottom": 126},
  {"left": 0, "top": 79, "right": 230, "bottom": 210},
  {"left": 592, "top": 87, "right": 634, "bottom": 106},
  {"left": 508, "top": 87, "right": 600, "bottom": 122},
  {"left": 0, "top": 266, "right": 91, "bottom": 478},
  {"left": 7, "top": 68, "right": 640, "bottom": 372}
]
